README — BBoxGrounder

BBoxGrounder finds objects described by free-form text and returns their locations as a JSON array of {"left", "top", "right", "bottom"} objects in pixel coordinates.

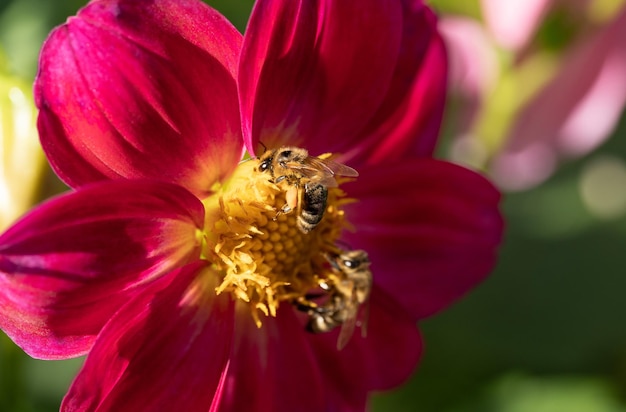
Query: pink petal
[
  {"left": 492, "top": 6, "right": 626, "bottom": 191},
  {"left": 307, "top": 286, "right": 422, "bottom": 409},
  {"left": 438, "top": 17, "right": 499, "bottom": 134},
  {"left": 0, "top": 180, "right": 204, "bottom": 359},
  {"left": 35, "top": 0, "right": 243, "bottom": 197},
  {"left": 342, "top": 159, "right": 503, "bottom": 320},
  {"left": 217, "top": 304, "right": 325, "bottom": 411},
  {"left": 239, "top": 0, "right": 405, "bottom": 155},
  {"left": 440, "top": 17, "right": 498, "bottom": 98},
  {"left": 480, "top": 0, "right": 552, "bottom": 50},
  {"left": 63, "top": 263, "right": 234, "bottom": 411},
  {"left": 349, "top": 13, "right": 448, "bottom": 165}
]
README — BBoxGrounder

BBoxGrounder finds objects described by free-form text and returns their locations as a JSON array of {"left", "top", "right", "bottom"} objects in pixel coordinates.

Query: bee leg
[
  {"left": 273, "top": 203, "right": 292, "bottom": 221},
  {"left": 306, "top": 313, "right": 334, "bottom": 334},
  {"left": 294, "top": 296, "right": 319, "bottom": 313},
  {"left": 274, "top": 185, "right": 298, "bottom": 220},
  {"left": 285, "top": 186, "right": 298, "bottom": 211},
  {"left": 318, "top": 273, "right": 342, "bottom": 291},
  {"left": 295, "top": 295, "right": 341, "bottom": 334},
  {"left": 295, "top": 293, "right": 338, "bottom": 316},
  {"left": 318, "top": 279, "right": 332, "bottom": 291}
]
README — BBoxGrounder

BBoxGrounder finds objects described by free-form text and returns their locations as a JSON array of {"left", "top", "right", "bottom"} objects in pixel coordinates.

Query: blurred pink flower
[
  {"left": 0, "top": 0, "right": 502, "bottom": 410},
  {"left": 443, "top": 2, "right": 626, "bottom": 191},
  {"left": 491, "top": 5, "right": 626, "bottom": 190},
  {"left": 480, "top": 0, "right": 551, "bottom": 51},
  {"left": 439, "top": 17, "right": 499, "bottom": 134}
]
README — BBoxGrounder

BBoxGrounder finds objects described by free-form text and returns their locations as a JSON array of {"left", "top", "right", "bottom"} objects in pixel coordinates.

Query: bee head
[
  {"left": 258, "top": 158, "right": 272, "bottom": 173},
  {"left": 340, "top": 250, "right": 370, "bottom": 270},
  {"left": 342, "top": 258, "right": 358, "bottom": 269},
  {"left": 255, "top": 141, "right": 273, "bottom": 174}
]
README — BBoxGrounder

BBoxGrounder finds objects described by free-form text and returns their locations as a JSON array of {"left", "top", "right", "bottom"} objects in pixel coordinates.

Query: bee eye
[
  {"left": 259, "top": 161, "right": 270, "bottom": 172},
  {"left": 343, "top": 259, "right": 356, "bottom": 268}
]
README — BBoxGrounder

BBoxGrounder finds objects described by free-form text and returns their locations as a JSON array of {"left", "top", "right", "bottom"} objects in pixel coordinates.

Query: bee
[
  {"left": 298, "top": 249, "right": 372, "bottom": 350},
  {"left": 256, "top": 146, "right": 358, "bottom": 233}
]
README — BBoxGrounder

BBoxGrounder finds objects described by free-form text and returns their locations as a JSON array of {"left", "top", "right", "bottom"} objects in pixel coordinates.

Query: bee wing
[
  {"left": 310, "top": 157, "right": 359, "bottom": 178},
  {"left": 358, "top": 299, "right": 370, "bottom": 338},
  {"left": 336, "top": 295, "right": 359, "bottom": 351},
  {"left": 285, "top": 157, "right": 358, "bottom": 187},
  {"left": 282, "top": 160, "right": 333, "bottom": 185}
]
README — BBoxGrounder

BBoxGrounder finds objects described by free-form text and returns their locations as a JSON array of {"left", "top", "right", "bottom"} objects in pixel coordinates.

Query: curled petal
[
  {"left": 0, "top": 180, "right": 204, "bottom": 359},
  {"left": 217, "top": 304, "right": 325, "bottom": 412},
  {"left": 307, "top": 287, "right": 422, "bottom": 409},
  {"left": 35, "top": 0, "right": 243, "bottom": 196},
  {"left": 239, "top": 0, "right": 404, "bottom": 155},
  {"left": 343, "top": 159, "right": 503, "bottom": 320},
  {"left": 63, "top": 264, "right": 234, "bottom": 411}
]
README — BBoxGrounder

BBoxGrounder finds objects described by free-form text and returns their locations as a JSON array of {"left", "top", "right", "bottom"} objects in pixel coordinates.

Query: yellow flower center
[{"left": 200, "top": 152, "right": 354, "bottom": 327}]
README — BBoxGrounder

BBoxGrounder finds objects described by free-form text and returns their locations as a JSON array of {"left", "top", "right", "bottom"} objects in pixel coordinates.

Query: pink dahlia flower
[{"left": 0, "top": 0, "right": 503, "bottom": 410}]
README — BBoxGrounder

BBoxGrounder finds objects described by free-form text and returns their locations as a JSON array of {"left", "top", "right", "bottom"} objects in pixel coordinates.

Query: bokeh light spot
[{"left": 579, "top": 155, "right": 626, "bottom": 220}]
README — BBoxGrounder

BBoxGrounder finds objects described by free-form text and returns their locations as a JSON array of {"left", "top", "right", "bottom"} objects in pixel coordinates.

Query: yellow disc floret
[{"left": 200, "top": 156, "right": 353, "bottom": 327}]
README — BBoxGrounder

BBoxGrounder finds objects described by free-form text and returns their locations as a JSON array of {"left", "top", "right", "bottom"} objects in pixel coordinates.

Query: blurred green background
[{"left": 1, "top": 0, "right": 626, "bottom": 411}]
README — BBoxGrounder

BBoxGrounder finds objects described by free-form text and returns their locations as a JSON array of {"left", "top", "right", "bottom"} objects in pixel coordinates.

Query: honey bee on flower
[
  {"left": 256, "top": 146, "right": 359, "bottom": 233},
  {"left": 298, "top": 249, "right": 372, "bottom": 350}
]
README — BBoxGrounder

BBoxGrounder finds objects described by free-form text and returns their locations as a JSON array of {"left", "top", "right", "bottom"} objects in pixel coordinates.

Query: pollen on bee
[
  {"left": 284, "top": 186, "right": 299, "bottom": 211},
  {"left": 200, "top": 155, "right": 353, "bottom": 326}
]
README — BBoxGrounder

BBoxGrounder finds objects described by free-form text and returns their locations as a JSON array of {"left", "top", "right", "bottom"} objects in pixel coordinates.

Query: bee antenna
[{"left": 335, "top": 239, "right": 354, "bottom": 251}]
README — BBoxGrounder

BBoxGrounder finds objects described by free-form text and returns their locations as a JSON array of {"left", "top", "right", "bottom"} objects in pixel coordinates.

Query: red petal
[
  {"left": 62, "top": 263, "right": 234, "bottom": 411},
  {"left": 35, "top": 0, "right": 243, "bottom": 197},
  {"left": 239, "top": 0, "right": 404, "bottom": 155},
  {"left": 347, "top": 4, "right": 448, "bottom": 165},
  {"left": 342, "top": 159, "right": 503, "bottom": 320},
  {"left": 217, "top": 305, "right": 326, "bottom": 411},
  {"left": 307, "top": 287, "right": 422, "bottom": 408},
  {"left": 0, "top": 180, "right": 204, "bottom": 359}
]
